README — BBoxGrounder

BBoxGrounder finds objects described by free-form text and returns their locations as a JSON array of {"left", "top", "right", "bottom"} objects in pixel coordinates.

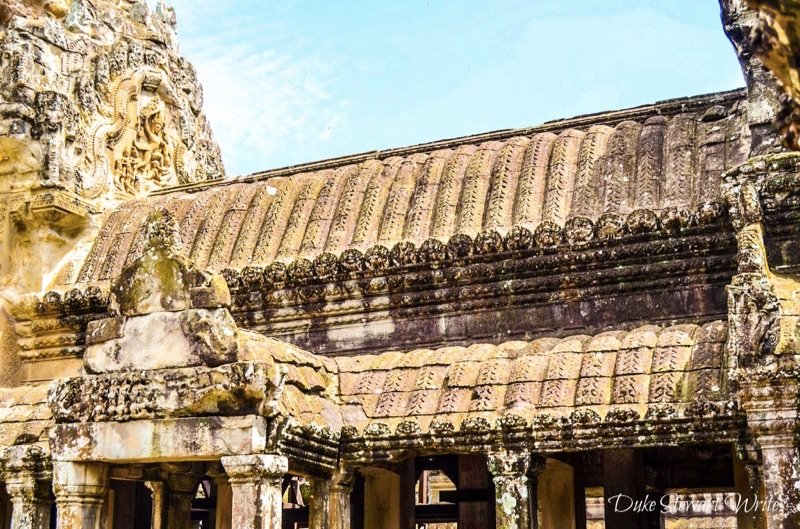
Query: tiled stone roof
[
  {"left": 56, "top": 90, "right": 749, "bottom": 286},
  {"left": 335, "top": 321, "right": 728, "bottom": 435}
]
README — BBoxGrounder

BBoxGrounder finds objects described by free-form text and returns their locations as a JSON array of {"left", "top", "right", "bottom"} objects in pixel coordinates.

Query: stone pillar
[
  {"left": 309, "top": 471, "right": 353, "bottom": 529},
  {"left": 733, "top": 444, "right": 763, "bottom": 529},
  {"left": 145, "top": 481, "right": 166, "bottom": 529},
  {"left": 602, "top": 449, "right": 646, "bottom": 529},
  {"left": 2, "top": 447, "right": 53, "bottom": 529},
  {"left": 361, "top": 468, "right": 400, "bottom": 529},
  {"left": 737, "top": 372, "right": 800, "bottom": 529},
  {"left": 397, "top": 458, "right": 415, "bottom": 529},
  {"left": 458, "top": 454, "right": 492, "bottom": 529},
  {"left": 538, "top": 459, "right": 576, "bottom": 529},
  {"left": 165, "top": 472, "right": 199, "bottom": 529},
  {"left": 53, "top": 461, "right": 110, "bottom": 529},
  {"left": 213, "top": 476, "right": 232, "bottom": 529},
  {"left": 488, "top": 450, "right": 545, "bottom": 529},
  {"left": 758, "top": 434, "right": 800, "bottom": 529},
  {"left": 220, "top": 454, "right": 287, "bottom": 529}
]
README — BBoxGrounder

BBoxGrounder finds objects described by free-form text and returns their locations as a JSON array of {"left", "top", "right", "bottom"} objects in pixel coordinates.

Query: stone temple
[{"left": 0, "top": 0, "right": 799, "bottom": 528}]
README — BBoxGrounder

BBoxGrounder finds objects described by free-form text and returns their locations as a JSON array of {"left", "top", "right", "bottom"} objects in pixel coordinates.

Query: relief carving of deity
[{"left": 113, "top": 96, "right": 175, "bottom": 194}]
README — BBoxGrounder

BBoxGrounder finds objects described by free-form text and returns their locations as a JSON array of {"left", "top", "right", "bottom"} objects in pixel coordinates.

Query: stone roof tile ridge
[{"left": 151, "top": 88, "right": 747, "bottom": 197}]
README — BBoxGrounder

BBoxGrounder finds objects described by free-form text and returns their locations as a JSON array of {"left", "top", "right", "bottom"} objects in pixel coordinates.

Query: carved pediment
[{"left": 0, "top": 0, "right": 224, "bottom": 201}]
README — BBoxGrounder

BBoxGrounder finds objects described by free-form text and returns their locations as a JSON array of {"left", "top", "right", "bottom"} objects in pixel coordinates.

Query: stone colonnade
[{"left": 2, "top": 443, "right": 800, "bottom": 528}]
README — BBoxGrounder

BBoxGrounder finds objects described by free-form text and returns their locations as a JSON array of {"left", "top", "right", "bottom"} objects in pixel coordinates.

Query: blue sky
[{"left": 164, "top": 1, "right": 745, "bottom": 177}]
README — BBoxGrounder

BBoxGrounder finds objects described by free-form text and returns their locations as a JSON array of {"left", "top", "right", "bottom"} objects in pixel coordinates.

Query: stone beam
[{"left": 50, "top": 415, "right": 268, "bottom": 463}]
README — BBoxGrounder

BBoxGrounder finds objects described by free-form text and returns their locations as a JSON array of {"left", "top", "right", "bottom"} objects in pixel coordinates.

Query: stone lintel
[{"left": 50, "top": 415, "right": 268, "bottom": 463}]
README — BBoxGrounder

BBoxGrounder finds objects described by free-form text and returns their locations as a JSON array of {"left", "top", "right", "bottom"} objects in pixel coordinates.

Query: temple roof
[
  {"left": 335, "top": 321, "right": 728, "bottom": 436},
  {"left": 6, "top": 320, "right": 729, "bottom": 450},
  {"left": 55, "top": 89, "right": 749, "bottom": 287}
]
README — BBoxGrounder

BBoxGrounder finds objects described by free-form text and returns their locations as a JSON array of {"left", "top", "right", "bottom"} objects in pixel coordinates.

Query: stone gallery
[{"left": 0, "top": 0, "right": 799, "bottom": 528}]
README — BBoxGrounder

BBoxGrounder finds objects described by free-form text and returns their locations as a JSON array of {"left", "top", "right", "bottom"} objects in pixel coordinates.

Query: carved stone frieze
[
  {"left": 48, "top": 361, "right": 279, "bottom": 423},
  {"left": 0, "top": 0, "right": 224, "bottom": 200}
]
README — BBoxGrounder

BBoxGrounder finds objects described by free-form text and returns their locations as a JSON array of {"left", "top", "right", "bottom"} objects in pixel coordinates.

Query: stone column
[
  {"left": 488, "top": 450, "right": 545, "bottom": 529},
  {"left": 538, "top": 458, "right": 576, "bottom": 529},
  {"left": 145, "top": 481, "right": 166, "bottom": 529},
  {"left": 737, "top": 373, "right": 800, "bottom": 529},
  {"left": 758, "top": 434, "right": 800, "bottom": 529},
  {"left": 602, "top": 448, "right": 646, "bottom": 529},
  {"left": 53, "top": 461, "right": 109, "bottom": 529},
  {"left": 733, "top": 444, "right": 764, "bottom": 529},
  {"left": 458, "top": 454, "right": 492, "bottom": 529},
  {"left": 308, "top": 471, "right": 353, "bottom": 529},
  {"left": 2, "top": 447, "right": 53, "bottom": 529},
  {"left": 213, "top": 475, "right": 232, "bottom": 529},
  {"left": 221, "top": 454, "right": 287, "bottom": 529},
  {"left": 165, "top": 471, "right": 199, "bottom": 529},
  {"left": 361, "top": 467, "right": 400, "bottom": 529}
]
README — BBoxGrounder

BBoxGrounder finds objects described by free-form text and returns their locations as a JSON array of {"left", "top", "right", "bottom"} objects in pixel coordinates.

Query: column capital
[
  {"left": 222, "top": 454, "right": 286, "bottom": 529},
  {"left": 52, "top": 460, "right": 109, "bottom": 502},
  {"left": 487, "top": 450, "right": 545, "bottom": 479},
  {"left": 1, "top": 445, "right": 54, "bottom": 522},
  {"left": 53, "top": 461, "right": 109, "bottom": 529},
  {"left": 221, "top": 454, "right": 288, "bottom": 483}
]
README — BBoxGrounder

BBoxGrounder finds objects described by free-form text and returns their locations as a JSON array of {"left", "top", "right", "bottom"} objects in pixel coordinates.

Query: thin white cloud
[{"left": 161, "top": 1, "right": 350, "bottom": 176}]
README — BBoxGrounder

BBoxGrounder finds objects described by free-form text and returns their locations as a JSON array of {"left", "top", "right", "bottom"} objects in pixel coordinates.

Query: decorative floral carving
[
  {"left": 49, "top": 362, "right": 277, "bottom": 423},
  {"left": 563, "top": 217, "right": 594, "bottom": 245},
  {"left": 418, "top": 238, "right": 448, "bottom": 265},
  {"left": 286, "top": 259, "right": 313, "bottom": 284},
  {"left": 570, "top": 408, "right": 601, "bottom": 425},
  {"left": 340, "top": 248, "right": 366, "bottom": 273},
  {"left": 363, "top": 246, "right": 389, "bottom": 272},
  {"left": 533, "top": 220, "right": 563, "bottom": 247},
  {"left": 684, "top": 400, "right": 721, "bottom": 418},
  {"left": 363, "top": 422, "right": 391, "bottom": 438},
  {"left": 605, "top": 408, "right": 640, "bottom": 423},
  {"left": 660, "top": 207, "right": 695, "bottom": 233},
  {"left": 447, "top": 233, "right": 473, "bottom": 258},
  {"left": 460, "top": 416, "right": 491, "bottom": 432},
  {"left": 395, "top": 420, "right": 421, "bottom": 436},
  {"left": 265, "top": 262, "right": 287, "bottom": 286},
  {"left": 645, "top": 404, "right": 677, "bottom": 420},
  {"left": 594, "top": 212, "right": 627, "bottom": 239},
  {"left": 626, "top": 209, "right": 659, "bottom": 234},
  {"left": 474, "top": 230, "right": 503, "bottom": 255},
  {"left": 312, "top": 253, "right": 338, "bottom": 279},
  {"left": 390, "top": 241, "right": 418, "bottom": 267},
  {"left": 429, "top": 418, "right": 455, "bottom": 435},
  {"left": 503, "top": 226, "right": 534, "bottom": 251}
]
